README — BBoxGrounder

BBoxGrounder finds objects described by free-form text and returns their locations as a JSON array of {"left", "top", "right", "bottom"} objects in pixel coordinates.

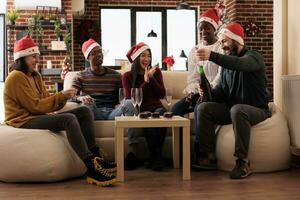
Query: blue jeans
[{"left": 83, "top": 99, "right": 136, "bottom": 120}]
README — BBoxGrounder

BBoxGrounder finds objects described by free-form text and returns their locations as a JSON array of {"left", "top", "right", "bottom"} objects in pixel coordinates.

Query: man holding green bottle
[{"left": 193, "top": 22, "right": 271, "bottom": 179}]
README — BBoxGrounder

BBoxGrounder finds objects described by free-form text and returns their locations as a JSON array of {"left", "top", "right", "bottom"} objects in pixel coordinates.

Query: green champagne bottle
[{"left": 197, "top": 65, "right": 212, "bottom": 103}]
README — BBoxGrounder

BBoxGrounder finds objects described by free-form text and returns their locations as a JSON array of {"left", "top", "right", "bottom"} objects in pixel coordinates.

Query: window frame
[
  {"left": 99, "top": 6, "right": 198, "bottom": 69},
  {"left": 0, "top": 14, "right": 6, "bottom": 82}
]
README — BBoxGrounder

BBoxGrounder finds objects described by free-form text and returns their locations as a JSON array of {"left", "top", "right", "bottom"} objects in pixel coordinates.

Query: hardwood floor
[{"left": 1, "top": 168, "right": 300, "bottom": 200}]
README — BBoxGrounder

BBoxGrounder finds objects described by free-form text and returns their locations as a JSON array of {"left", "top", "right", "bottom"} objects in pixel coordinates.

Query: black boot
[
  {"left": 90, "top": 146, "right": 117, "bottom": 173},
  {"left": 83, "top": 156, "right": 116, "bottom": 187}
]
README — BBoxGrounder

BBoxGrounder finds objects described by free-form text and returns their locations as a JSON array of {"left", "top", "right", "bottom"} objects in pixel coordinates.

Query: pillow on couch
[{"left": 0, "top": 124, "right": 86, "bottom": 182}]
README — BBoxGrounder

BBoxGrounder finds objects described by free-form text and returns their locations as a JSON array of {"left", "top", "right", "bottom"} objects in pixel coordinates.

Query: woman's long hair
[
  {"left": 9, "top": 57, "right": 37, "bottom": 75},
  {"left": 130, "top": 49, "right": 155, "bottom": 88}
]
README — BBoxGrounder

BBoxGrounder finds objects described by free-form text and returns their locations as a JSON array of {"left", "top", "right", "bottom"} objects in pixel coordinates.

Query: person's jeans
[
  {"left": 21, "top": 106, "right": 96, "bottom": 160},
  {"left": 83, "top": 99, "right": 136, "bottom": 120},
  {"left": 194, "top": 102, "right": 271, "bottom": 159}
]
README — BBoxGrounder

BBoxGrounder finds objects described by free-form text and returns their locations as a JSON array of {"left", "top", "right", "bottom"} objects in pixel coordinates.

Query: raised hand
[
  {"left": 196, "top": 48, "right": 211, "bottom": 61},
  {"left": 148, "top": 66, "right": 157, "bottom": 78},
  {"left": 144, "top": 66, "right": 150, "bottom": 83}
]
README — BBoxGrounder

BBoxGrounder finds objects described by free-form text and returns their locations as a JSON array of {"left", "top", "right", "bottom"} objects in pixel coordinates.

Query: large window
[
  {"left": 100, "top": 7, "right": 197, "bottom": 70},
  {"left": 0, "top": 14, "right": 5, "bottom": 82}
]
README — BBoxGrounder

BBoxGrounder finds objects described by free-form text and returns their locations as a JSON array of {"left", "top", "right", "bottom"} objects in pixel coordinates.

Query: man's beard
[
  {"left": 223, "top": 43, "right": 239, "bottom": 56},
  {"left": 229, "top": 43, "right": 239, "bottom": 56}
]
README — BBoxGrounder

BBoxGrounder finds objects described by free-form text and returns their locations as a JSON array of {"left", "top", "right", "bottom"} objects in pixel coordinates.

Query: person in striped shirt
[{"left": 72, "top": 38, "right": 135, "bottom": 120}]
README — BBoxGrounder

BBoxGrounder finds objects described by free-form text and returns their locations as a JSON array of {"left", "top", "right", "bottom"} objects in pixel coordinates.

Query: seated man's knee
[
  {"left": 195, "top": 102, "right": 210, "bottom": 115},
  {"left": 230, "top": 104, "right": 245, "bottom": 120}
]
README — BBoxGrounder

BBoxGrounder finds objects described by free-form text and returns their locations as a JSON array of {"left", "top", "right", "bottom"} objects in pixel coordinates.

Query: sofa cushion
[{"left": 0, "top": 124, "right": 86, "bottom": 182}]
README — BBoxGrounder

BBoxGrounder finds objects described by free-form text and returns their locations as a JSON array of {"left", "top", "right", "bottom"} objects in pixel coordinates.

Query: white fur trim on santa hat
[
  {"left": 198, "top": 17, "right": 219, "bottom": 30},
  {"left": 218, "top": 28, "right": 244, "bottom": 45},
  {"left": 14, "top": 46, "right": 40, "bottom": 61},
  {"left": 84, "top": 43, "right": 100, "bottom": 59},
  {"left": 131, "top": 45, "right": 150, "bottom": 62}
]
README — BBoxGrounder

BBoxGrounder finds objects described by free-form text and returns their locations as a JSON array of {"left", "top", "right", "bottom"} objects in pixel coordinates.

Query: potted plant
[
  {"left": 64, "top": 25, "right": 72, "bottom": 64},
  {"left": 7, "top": 9, "right": 18, "bottom": 25},
  {"left": 54, "top": 19, "right": 62, "bottom": 41}
]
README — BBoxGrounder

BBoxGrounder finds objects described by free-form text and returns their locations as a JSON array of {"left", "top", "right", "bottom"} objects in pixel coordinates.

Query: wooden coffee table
[{"left": 114, "top": 115, "right": 190, "bottom": 182}]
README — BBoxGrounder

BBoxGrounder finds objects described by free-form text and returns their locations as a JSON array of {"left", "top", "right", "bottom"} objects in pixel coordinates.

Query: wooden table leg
[
  {"left": 115, "top": 127, "right": 124, "bottom": 182},
  {"left": 182, "top": 126, "right": 191, "bottom": 180},
  {"left": 172, "top": 127, "right": 180, "bottom": 169}
]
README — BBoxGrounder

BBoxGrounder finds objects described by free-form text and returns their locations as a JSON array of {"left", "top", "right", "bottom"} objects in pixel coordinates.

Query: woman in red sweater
[{"left": 122, "top": 42, "right": 167, "bottom": 171}]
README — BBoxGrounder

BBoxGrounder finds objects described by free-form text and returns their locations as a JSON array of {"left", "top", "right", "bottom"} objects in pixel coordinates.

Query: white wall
[
  {"left": 287, "top": 0, "right": 300, "bottom": 75},
  {"left": 0, "top": 0, "right": 6, "bottom": 13},
  {"left": 274, "top": 0, "right": 300, "bottom": 110}
]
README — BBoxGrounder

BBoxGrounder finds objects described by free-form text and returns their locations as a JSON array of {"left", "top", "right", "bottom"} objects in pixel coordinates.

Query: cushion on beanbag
[{"left": 0, "top": 124, "right": 86, "bottom": 182}]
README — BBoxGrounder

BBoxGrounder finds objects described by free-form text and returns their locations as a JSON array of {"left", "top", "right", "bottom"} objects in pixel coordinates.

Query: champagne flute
[
  {"left": 119, "top": 88, "right": 125, "bottom": 116},
  {"left": 131, "top": 88, "right": 138, "bottom": 117},
  {"left": 136, "top": 88, "right": 143, "bottom": 115},
  {"left": 165, "top": 88, "right": 172, "bottom": 111}
]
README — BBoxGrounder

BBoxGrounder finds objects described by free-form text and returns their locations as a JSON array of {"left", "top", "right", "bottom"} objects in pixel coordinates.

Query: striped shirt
[{"left": 72, "top": 67, "right": 122, "bottom": 108}]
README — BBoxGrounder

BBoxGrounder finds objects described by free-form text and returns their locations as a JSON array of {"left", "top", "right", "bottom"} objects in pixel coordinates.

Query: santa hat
[
  {"left": 82, "top": 38, "right": 101, "bottom": 59},
  {"left": 126, "top": 42, "right": 150, "bottom": 63},
  {"left": 13, "top": 36, "right": 40, "bottom": 61},
  {"left": 197, "top": 8, "right": 220, "bottom": 30},
  {"left": 218, "top": 22, "right": 244, "bottom": 45}
]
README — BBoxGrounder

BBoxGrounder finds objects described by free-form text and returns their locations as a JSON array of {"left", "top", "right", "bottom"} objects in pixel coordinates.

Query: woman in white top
[{"left": 172, "top": 8, "right": 223, "bottom": 116}]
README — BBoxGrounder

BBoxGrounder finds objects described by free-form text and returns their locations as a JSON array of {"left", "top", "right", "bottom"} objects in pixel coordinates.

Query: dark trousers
[
  {"left": 194, "top": 102, "right": 271, "bottom": 159},
  {"left": 144, "top": 108, "right": 167, "bottom": 161},
  {"left": 21, "top": 106, "right": 96, "bottom": 160}
]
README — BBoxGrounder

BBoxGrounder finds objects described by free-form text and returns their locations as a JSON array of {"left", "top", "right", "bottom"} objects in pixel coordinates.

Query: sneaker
[
  {"left": 124, "top": 152, "right": 139, "bottom": 170},
  {"left": 192, "top": 158, "right": 217, "bottom": 170},
  {"left": 93, "top": 157, "right": 116, "bottom": 173},
  {"left": 230, "top": 159, "right": 252, "bottom": 179},
  {"left": 86, "top": 159, "right": 116, "bottom": 187}
]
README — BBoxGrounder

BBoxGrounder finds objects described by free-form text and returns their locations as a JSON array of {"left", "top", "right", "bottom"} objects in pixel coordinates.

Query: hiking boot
[
  {"left": 86, "top": 168, "right": 116, "bottom": 187},
  {"left": 124, "top": 152, "right": 139, "bottom": 170},
  {"left": 230, "top": 158, "right": 252, "bottom": 179},
  {"left": 92, "top": 157, "right": 117, "bottom": 173},
  {"left": 90, "top": 146, "right": 117, "bottom": 173},
  {"left": 85, "top": 157, "right": 116, "bottom": 187},
  {"left": 93, "top": 156, "right": 116, "bottom": 173}
]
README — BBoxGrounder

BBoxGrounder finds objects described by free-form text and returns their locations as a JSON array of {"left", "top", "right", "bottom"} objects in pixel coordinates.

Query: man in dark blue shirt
[{"left": 193, "top": 22, "right": 271, "bottom": 179}]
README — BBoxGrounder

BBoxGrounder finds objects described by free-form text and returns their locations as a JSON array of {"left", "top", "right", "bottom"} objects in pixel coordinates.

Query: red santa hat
[
  {"left": 197, "top": 8, "right": 220, "bottom": 30},
  {"left": 126, "top": 42, "right": 150, "bottom": 63},
  {"left": 218, "top": 22, "right": 245, "bottom": 45},
  {"left": 13, "top": 36, "right": 40, "bottom": 61},
  {"left": 82, "top": 38, "right": 101, "bottom": 59}
]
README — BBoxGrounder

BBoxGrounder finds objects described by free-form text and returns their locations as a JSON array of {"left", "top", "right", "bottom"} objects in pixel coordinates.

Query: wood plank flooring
[{"left": 1, "top": 168, "right": 300, "bottom": 200}]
